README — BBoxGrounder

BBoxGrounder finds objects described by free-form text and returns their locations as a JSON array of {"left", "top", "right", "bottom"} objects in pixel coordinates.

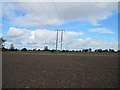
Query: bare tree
[
  {"left": 9, "top": 44, "right": 15, "bottom": 51},
  {"left": 0, "top": 38, "right": 6, "bottom": 50},
  {"left": 44, "top": 46, "right": 49, "bottom": 51}
]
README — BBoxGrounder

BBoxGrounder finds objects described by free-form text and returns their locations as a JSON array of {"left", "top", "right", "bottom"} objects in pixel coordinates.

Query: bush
[
  {"left": 82, "top": 49, "right": 89, "bottom": 52},
  {"left": 109, "top": 49, "right": 115, "bottom": 52},
  {"left": 66, "top": 50, "right": 69, "bottom": 52},
  {"left": 14, "top": 49, "right": 19, "bottom": 51},
  {"left": 51, "top": 49, "right": 55, "bottom": 52},
  {"left": 38, "top": 49, "right": 41, "bottom": 51},
  {"left": 33, "top": 49, "right": 37, "bottom": 51},
  {"left": 9, "top": 44, "right": 15, "bottom": 51},
  {"left": 117, "top": 50, "right": 120, "bottom": 52},
  {"left": 21, "top": 48, "right": 27, "bottom": 51},
  {"left": 103, "top": 49, "right": 108, "bottom": 52},
  {"left": 62, "top": 50, "right": 65, "bottom": 52},
  {"left": 95, "top": 49, "right": 102, "bottom": 52},
  {"left": 44, "top": 46, "right": 49, "bottom": 51}
]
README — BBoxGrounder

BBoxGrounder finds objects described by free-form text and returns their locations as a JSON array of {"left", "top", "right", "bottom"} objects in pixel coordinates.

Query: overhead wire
[
  {"left": 23, "top": 1, "right": 41, "bottom": 19},
  {"left": 38, "top": 0, "right": 59, "bottom": 49},
  {"left": 21, "top": 0, "right": 57, "bottom": 49},
  {"left": 52, "top": 0, "right": 66, "bottom": 50},
  {"left": 23, "top": 0, "right": 65, "bottom": 50},
  {"left": 23, "top": 0, "right": 54, "bottom": 27},
  {"left": 38, "top": 1, "right": 54, "bottom": 27}
]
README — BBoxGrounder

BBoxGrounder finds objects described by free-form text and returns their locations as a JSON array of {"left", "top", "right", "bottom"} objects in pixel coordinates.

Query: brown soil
[{"left": 2, "top": 52, "right": 118, "bottom": 88}]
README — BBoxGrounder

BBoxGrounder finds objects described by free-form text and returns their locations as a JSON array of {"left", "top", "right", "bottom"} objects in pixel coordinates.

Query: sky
[{"left": 0, "top": 0, "right": 119, "bottom": 51}]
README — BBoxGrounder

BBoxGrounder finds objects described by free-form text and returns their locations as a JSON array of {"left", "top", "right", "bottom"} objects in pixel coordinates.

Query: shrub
[
  {"left": 21, "top": 48, "right": 27, "bottom": 51},
  {"left": 51, "top": 49, "right": 55, "bottom": 52}
]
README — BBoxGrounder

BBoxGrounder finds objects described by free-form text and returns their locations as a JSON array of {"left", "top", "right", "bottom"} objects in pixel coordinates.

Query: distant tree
[
  {"left": 0, "top": 38, "right": 6, "bottom": 51},
  {"left": 82, "top": 49, "right": 89, "bottom": 52},
  {"left": 57, "top": 50, "right": 60, "bottom": 52},
  {"left": 38, "top": 49, "right": 41, "bottom": 51},
  {"left": 28, "top": 49, "right": 32, "bottom": 51},
  {"left": 95, "top": 49, "right": 102, "bottom": 52},
  {"left": 0, "top": 38, "right": 6, "bottom": 46},
  {"left": 103, "top": 49, "right": 108, "bottom": 52},
  {"left": 89, "top": 48, "right": 92, "bottom": 52},
  {"left": 75, "top": 50, "right": 79, "bottom": 52},
  {"left": 109, "top": 49, "right": 115, "bottom": 52},
  {"left": 32, "top": 49, "right": 35, "bottom": 51},
  {"left": 51, "top": 49, "right": 55, "bottom": 52},
  {"left": 95, "top": 49, "right": 98, "bottom": 52},
  {"left": 72, "top": 50, "right": 75, "bottom": 52},
  {"left": 9, "top": 44, "right": 15, "bottom": 51},
  {"left": 62, "top": 50, "right": 65, "bottom": 52},
  {"left": 33, "top": 48, "right": 37, "bottom": 51},
  {"left": 14, "top": 48, "right": 19, "bottom": 51},
  {"left": 21, "top": 48, "right": 27, "bottom": 51},
  {"left": 117, "top": 50, "right": 120, "bottom": 52},
  {"left": 66, "top": 50, "right": 69, "bottom": 52},
  {"left": 44, "top": 46, "right": 49, "bottom": 51}
]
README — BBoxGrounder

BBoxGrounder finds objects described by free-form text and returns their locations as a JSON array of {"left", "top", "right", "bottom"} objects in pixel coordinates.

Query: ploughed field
[{"left": 2, "top": 52, "right": 118, "bottom": 88}]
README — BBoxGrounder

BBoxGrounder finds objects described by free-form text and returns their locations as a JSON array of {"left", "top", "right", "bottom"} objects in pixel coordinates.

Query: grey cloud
[{"left": 2, "top": 2, "right": 117, "bottom": 27}]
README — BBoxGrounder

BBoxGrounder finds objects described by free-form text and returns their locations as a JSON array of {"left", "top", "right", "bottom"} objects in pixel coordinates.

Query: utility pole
[
  {"left": 55, "top": 30, "right": 65, "bottom": 51},
  {"left": 61, "top": 30, "right": 65, "bottom": 51},
  {"left": 56, "top": 30, "right": 58, "bottom": 51}
]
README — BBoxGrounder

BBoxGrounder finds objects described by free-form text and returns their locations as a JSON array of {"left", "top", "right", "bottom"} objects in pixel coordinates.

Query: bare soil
[{"left": 2, "top": 52, "right": 118, "bottom": 88}]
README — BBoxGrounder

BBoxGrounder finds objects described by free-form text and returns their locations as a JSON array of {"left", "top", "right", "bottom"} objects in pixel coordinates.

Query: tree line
[{"left": 0, "top": 38, "right": 120, "bottom": 52}]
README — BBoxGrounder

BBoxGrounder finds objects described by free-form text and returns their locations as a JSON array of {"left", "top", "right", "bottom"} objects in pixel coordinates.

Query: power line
[
  {"left": 24, "top": 2, "right": 41, "bottom": 19},
  {"left": 23, "top": 1, "right": 66, "bottom": 50},
  {"left": 38, "top": 2, "right": 55, "bottom": 26},
  {"left": 52, "top": 0, "right": 60, "bottom": 22},
  {"left": 52, "top": 1, "right": 65, "bottom": 51},
  {"left": 52, "top": 0, "right": 63, "bottom": 31},
  {"left": 23, "top": 1, "right": 55, "bottom": 27}
]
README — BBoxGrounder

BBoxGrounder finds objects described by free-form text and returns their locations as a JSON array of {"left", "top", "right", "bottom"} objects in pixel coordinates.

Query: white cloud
[
  {"left": 1, "top": 0, "right": 119, "bottom": 2},
  {"left": 88, "top": 28, "right": 115, "bottom": 34},
  {"left": 27, "top": 29, "right": 84, "bottom": 44},
  {"left": 6, "top": 27, "right": 84, "bottom": 49},
  {"left": 5, "top": 27, "right": 118, "bottom": 50},
  {"left": 7, "top": 27, "right": 26, "bottom": 37},
  {"left": 6, "top": 27, "right": 30, "bottom": 45},
  {"left": 65, "top": 37, "right": 118, "bottom": 50},
  {"left": 2, "top": 2, "right": 117, "bottom": 27}
]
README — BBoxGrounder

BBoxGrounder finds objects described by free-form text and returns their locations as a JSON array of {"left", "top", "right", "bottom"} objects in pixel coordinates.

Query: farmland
[{"left": 2, "top": 52, "right": 118, "bottom": 88}]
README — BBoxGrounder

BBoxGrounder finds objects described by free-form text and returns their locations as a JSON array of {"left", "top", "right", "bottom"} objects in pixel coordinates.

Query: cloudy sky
[{"left": 0, "top": 0, "right": 119, "bottom": 50}]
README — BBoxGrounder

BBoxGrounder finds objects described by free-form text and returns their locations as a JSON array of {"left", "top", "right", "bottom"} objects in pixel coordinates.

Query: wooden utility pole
[
  {"left": 55, "top": 30, "right": 65, "bottom": 51},
  {"left": 61, "top": 30, "right": 65, "bottom": 51},
  {"left": 56, "top": 30, "right": 58, "bottom": 51}
]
